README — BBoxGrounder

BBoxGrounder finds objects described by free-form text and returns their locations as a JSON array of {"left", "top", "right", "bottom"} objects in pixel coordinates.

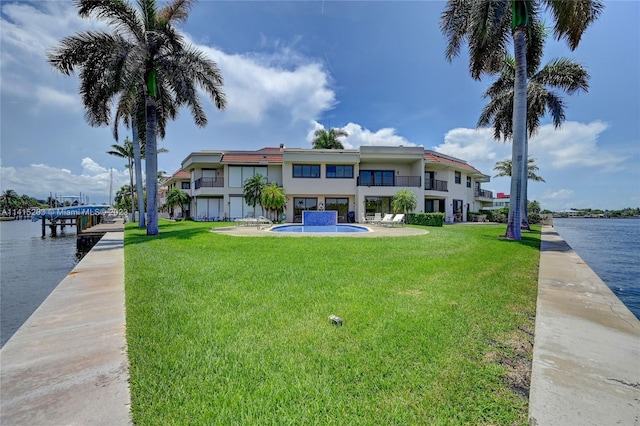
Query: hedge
[{"left": 407, "top": 212, "right": 445, "bottom": 227}]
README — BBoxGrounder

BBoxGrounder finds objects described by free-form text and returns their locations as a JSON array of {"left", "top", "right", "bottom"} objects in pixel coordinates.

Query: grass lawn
[{"left": 125, "top": 220, "right": 540, "bottom": 425}]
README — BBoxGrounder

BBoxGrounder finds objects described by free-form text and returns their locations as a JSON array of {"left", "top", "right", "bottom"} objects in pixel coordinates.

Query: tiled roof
[
  {"left": 171, "top": 169, "right": 190, "bottom": 179},
  {"left": 221, "top": 149, "right": 283, "bottom": 164},
  {"left": 424, "top": 151, "right": 486, "bottom": 175}
]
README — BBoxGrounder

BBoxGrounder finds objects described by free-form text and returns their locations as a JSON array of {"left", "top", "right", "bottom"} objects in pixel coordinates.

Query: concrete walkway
[
  {"left": 0, "top": 222, "right": 131, "bottom": 425},
  {"left": 528, "top": 226, "right": 640, "bottom": 425}
]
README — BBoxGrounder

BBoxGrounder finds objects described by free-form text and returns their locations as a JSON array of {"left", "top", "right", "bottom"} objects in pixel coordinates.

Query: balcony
[
  {"left": 425, "top": 179, "right": 448, "bottom": 192},
  {"left": 357, "top": 175, "right": 421, "bottom": 187},
  {"left": 195, "top": 177, "right": 225, "bottom": 189},
  {"left": 475, "top": 189, "right": 493, "bottom": 199}
]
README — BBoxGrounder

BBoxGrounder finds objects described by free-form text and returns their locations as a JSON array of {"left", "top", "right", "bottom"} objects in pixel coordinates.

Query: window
[
  {"left": 293, "top": 164, "right": 320, "bottom": 178},
  {"left": 466, "top": 177, "right": 471, "bottom": 188},
  {"left": 326, "top": 165, "right": 354, "bottom": 178},
  {"left": 365, "top": 196, "right": 393, "bottom": 215},
  {"left": 229, "top": 166, "right": 267, "bottom": 188},
  {"left": 181, "top": 182, "right": 190, "bottom": 189},
  {"left": 455, "top": 171, "right": 461, "bottom": 184},
  {"left": 359, "top": 170, "right": 394, "bottom": 186},
  {"left": 325, "top": 198, "right": 349, "bottom": 222},
  {"left": 293, "top": 197, "right": 318, "bottom": 222}
]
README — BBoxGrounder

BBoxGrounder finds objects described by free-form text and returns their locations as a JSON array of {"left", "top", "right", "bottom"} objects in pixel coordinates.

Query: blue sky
[{"left": 1, "top": 1, "right": 638, "bottom": 211}]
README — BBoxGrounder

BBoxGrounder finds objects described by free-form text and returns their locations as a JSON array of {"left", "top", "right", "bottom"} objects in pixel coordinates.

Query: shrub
[{"left": 407, "top": 212, "right": 445, "bottom": 227}]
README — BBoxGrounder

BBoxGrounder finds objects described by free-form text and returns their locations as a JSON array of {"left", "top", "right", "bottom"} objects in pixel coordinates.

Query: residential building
[
  {"left": 161, "top": 169, "right": 191, "bottom": 219},
  {"left": 177, "top": 145, "right": 493, "bottom": 223}
]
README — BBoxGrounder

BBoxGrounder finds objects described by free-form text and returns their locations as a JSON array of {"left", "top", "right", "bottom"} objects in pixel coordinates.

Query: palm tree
[
  {"left": 441, "top": 0, "right": 603, "bottom": 239},
  {"left": 243, "top": 174, "right": 267, "bottom": 217},
  {"left": 1, "top": 189, "right": 20, "bottom": 212},
  {"left": 261, "top": 183, "right": 287, "bottom": 221},
  {"left": 165, "top": 188, "right": 191, "bottom": 219},
  {"left": 312, "top": 128, "right": 348, "bottom": 149},
  {"left": 494, "top": 157, "right": 545, "bottom": 181},
  {"left": 478, "top": 36, "right": 589, "bottom": 229},
  {"left": 107, "top": 138, "right": 136, "bottom": 222},
  {"left": 48, "top": 0, "right": 227, "bottom": 236},
  {"left": 107, "top": 138, "right": 169, "bottom": 223},
  {"left": 391, "top": 189, "right": 417, "bottom": 220}
]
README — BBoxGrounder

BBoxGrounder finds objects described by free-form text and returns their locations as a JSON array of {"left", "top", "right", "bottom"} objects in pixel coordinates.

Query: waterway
[
  {"left": 552, "top": 218, "right": 640, "bottom": 320},
  {"left": 0, "top": 220, "right": 81, "bottom": 347}
]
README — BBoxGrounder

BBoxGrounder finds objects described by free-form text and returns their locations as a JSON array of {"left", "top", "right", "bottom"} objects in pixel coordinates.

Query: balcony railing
[
  {"left": 356, "top": 176, "right": 421, "bottom": 187},
  {"left": 475, "top": 189, "right": 493, "bottom": 198},
  {"left": 195, "top": 177, "right": 225, "bottom": 189},
  {"left": 424, "top": 179, "right": 448, "bottom": 191}
]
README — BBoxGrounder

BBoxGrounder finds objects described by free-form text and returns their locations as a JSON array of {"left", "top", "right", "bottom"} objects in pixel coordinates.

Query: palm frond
[{"left": 544, "top": 0, "right": 604, "bottom": 50}]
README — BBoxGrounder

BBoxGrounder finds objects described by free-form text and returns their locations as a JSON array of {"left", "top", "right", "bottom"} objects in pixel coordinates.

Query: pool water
[{"left": 270, "top": 225, "right": 369, "bottom": 233}]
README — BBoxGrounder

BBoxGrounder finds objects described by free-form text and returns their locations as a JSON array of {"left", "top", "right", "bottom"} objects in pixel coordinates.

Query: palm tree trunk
[
  {"left": 145, "top": 96, "right": 159, "bottom": 236},
  {"left": 506, "top": 25, "right": 526, "bottom": 240},
  {"left": 128, "top": 156, "right": 135, "bottom": 222},
  {"left": 133, "top": 122, "right": 145, "bottom": 228},
  {"left": 521, "top": 134, "right": 531, "bottom": 230}
]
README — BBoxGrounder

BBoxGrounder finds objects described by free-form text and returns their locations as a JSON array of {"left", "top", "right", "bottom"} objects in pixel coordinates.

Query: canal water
[
  {"left": 552, "top": 218, "right": 640, "bottom": 320},
  {"left": 0, "top": 219, "right": 81, "bottom": 347}
]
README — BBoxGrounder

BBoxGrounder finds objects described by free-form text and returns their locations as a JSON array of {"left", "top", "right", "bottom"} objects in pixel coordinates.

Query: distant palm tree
[
  {"left": 243, "top": 174, "right": 267, "bottom": 217},
  {"left": 441, "top": 0, "right": 603, "bottom": 239},
  {"left": 312, "top": 128, "right": 348, "bottom": 149},
  {"left": 1, "top": 189, "right": 20, "bottom": 211},
  {"left": 48, "top": 0, "right": 226, "bottom": 236},
  {"left": 494, "top": 157, "right": 545, "bottom": 182}
]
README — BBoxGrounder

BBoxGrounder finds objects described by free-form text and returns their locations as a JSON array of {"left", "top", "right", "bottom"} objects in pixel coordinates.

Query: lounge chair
[
  {"left": 379, "top": 214, "right": 394, "bottom": 226},
  {"left": 257, "top": 216, "right": 273, "bottom": 229},
  {"left": 388, "top": 214, "right": 405, "bottom": 227},
  {"left": 371, "top": 213, "right": 383, "bottom": 225}
]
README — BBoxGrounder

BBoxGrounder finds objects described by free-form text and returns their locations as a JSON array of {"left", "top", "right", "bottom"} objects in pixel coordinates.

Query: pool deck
[{"left": 212, "top": 223, "right": 428, "bottom": 237}]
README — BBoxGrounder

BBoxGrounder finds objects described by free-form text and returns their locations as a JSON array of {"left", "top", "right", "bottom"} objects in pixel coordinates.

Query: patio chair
[
  {"left": 372, "top": 213, "right": 383, "bottom": 225},
  {"left": 257, "top": 216, "right": 273, "bottom": 229},
  {"left": 380, "top": 214, "right": 394, "bottom": 226},
  {"left": 388, "top": 214, "right": 405, "bottom": 227}
]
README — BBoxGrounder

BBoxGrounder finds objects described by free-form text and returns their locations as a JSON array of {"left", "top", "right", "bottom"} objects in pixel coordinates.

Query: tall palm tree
[
  {"left": 312, "top": 128, "right": 348, "bottom": 149},
  {"left": 48, "top": 0, "right": 227, "bottom": 236},
  {"left": 441, "top": 0, "right": 603, "bottom": 239},
  {"left": 480, "top": 51, "right": 588, "bottom": 229}
]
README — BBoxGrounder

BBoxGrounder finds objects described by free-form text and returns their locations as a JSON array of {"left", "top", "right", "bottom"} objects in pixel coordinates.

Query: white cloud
[
  {"left": 307, "top": 121, "right": 416, "bottom": 149},
  {"left": 0, "top": 159, "right": 128, "bottom": 202},
  {"left": 195, "top": 41, "right": 336, "bottom": 125},
  {"left": 435, "top": 127, "right": 509, "bottom": 165},
  {"left": 433, "top": 121, "right": 628, "bottom": 177},
  {"left": 530, "top": 121, "right": 625, "bottom": 171}
]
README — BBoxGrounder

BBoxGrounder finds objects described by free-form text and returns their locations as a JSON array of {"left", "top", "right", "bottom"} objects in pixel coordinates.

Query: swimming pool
[{"left": 270, "top": 224, "right": 370, "bottom": 233}]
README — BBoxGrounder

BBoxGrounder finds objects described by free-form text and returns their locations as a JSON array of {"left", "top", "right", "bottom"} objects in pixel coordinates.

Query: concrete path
[
  {"left": 0, "top": 225, "right": 131, "bottom": 425},
  {"left": 529, "top": 226, "right": 640, "bottom": 425}
]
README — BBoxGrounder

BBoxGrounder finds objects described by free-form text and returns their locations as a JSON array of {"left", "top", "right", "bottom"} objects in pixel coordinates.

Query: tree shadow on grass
[{"left": 123, "top": 220, "right": 226, "bottom": 247}]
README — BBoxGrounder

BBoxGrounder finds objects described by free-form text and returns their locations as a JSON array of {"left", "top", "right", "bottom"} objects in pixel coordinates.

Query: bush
[{"left": 407, "top": 212, "right": 445, "bottom": 227}]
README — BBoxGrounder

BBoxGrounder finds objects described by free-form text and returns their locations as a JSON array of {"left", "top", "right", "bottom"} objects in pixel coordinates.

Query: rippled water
[
  {"left": 0, "top": 220, "right": 81, "bottom": 347},
  {"left": 552, "top": 218, "right": 640, "bottom": 320}
]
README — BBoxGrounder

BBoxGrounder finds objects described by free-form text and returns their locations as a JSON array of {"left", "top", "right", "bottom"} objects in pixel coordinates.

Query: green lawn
[{"left": 125, "top": 220, "right": 540, "bottom": 425}]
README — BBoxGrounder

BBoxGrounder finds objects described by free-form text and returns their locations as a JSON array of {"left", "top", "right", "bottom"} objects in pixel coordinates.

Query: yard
[{"left": 125, "top": 220, "right": 540, "bottom": 425}]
